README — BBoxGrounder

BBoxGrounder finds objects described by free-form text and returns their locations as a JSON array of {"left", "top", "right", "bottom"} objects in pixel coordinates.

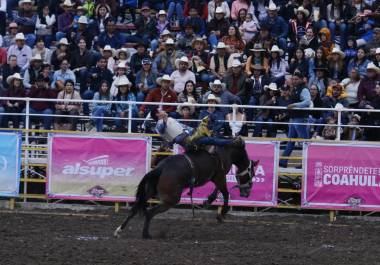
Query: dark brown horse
[{"left": 114, "top": 139, "right": 257, "bottom": 239}]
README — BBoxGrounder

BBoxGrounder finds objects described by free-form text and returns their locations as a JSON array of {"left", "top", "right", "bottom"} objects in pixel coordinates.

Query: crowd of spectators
[{"left": 0, "top": 0, "right": 379, "bottom": 144}]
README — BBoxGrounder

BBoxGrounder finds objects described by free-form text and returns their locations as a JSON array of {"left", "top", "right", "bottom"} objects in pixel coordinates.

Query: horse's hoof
[{"left": 114, "top": 226, "right": 122, "bottom": 238}]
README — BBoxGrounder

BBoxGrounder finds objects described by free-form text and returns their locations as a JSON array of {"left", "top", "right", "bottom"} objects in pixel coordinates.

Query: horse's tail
[{"left": 133, "top": 167, "right": 162, "bottom": 212}]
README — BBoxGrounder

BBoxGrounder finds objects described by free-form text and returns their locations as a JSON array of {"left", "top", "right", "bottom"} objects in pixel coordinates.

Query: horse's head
[{"left": 235, "top": 160, "right": 259, "bottom": 198}]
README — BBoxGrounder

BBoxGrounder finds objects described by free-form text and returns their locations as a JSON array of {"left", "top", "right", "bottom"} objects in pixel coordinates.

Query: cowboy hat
[
  {"left": 165, "top": 38, "right": 175, "bottom": 45},
  {"left": 30, "top": 53, "right": 42, "bottom": 62},
  {"left": 216, "top": 42, "right": 227, "bottom": 49},
  {"left": 19, "top": 0, "right": 34, "bottom": 5},
  {"left": 177, "top": 98, "right": 196, "bottom": 115},
  {"left": 209, "top": 79, "right": 226, "bottom": 90},
  {"left": 266, "top": 2, "right": 280, "bottom": 11},
  {"left": 76, "top": 5, "right": 86, "bottom": 10},
  {"left": 250, "top": 43, "right": 266, "bottom": 52},
  {"left": 215, "top": 7, "right": 225, "bottom": 14},
  {"left": 160, "top": 29, "right": 172, "bottom": 37},
  {"left": 270, "top": 45, "right": 284, "bottom": 56},
  {"left": 175, "top": 56, "right": 193, "bottom": 69},
  {"left": 206, "top": 94, "right": 221, "bottom": 103},
  {"left": 157, "top": 10, "right": 167, "bottom": 16},
  {"left": 15, "top": 33, "right": 25, "bottom": 41},
  {"left": 6, "top": 73, "right": 23, "bottom": 85},
  {"left": 191, "top": 37, "right": 207, "bottom": 47},
  {"left": 58, "top": 38, "right": 69, "bottom": 46},
  {"left": 62, "top": 0, "right": 74, "bottom": 7},
  {"left": 116, "top": 76, "right": 132, "bottom": 87},
  {"left": 78, "top": 15, "right": 88, "bottom": 24},
  {"left": 331, "top": 47, "right": 345, "bottom": 58},
  {"left": 116, "top": 48, "right": 130, "bottom": 58},
  {"left": 264, "top": 83, "right": 278, "bottom": 91},
  {"left": 231, "top": 60, "right": 242, "bottom": 68},
  {"left": 156, "top": 75, "right": 172, "bottom": 85},
  {"left": 102, "top": 45, "right": 115, "bottom": 57},
  {"left": 367, "top": 62, "right": 380, "bottom": 73},
  {"left": 295, "top": 6, "right": 310, "bottom": 17},
  {"left": 376, "top": 47, "right": 380, "bottom": 55}
]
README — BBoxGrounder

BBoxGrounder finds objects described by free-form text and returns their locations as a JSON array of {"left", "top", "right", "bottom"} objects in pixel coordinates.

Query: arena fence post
[
  {"left": 23, "top": 99, "right": 30, "bottom": 202},
  {"left": 232, "top": 105, "right": 237, "bottom": 137},
  {"left": 329, "top": 210, "right": 337, "bottom": 222},
  {"left": 336, "top": 110, "right": 342, "bottom": 141},
  {"left": 115, "top": 202, "right": 120, "bottom": 213},
  {"left": 128, "top": 103, "right": 132, "bottom": 133},
  {"left": 9, "top": 198, "right": 15, "bottom": 210}
]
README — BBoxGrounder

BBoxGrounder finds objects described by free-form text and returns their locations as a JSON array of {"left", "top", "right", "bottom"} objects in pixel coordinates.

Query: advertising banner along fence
[
  {"left": 175, "top": 141, "right": 279, "bottom": 207},
  {"left": 302, "top": 143, "right": 380, "bottom": 211},
  {"left": 47, "top": 134, "right": 151, "bottom": 201},
  {"left": 0, "top": 132, "right": 21, "bottom": 197}
]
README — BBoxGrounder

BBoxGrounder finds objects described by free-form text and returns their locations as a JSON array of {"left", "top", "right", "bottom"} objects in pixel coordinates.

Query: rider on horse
[{"left": 152, "top": 107, "right": 241, "bottom": 150}]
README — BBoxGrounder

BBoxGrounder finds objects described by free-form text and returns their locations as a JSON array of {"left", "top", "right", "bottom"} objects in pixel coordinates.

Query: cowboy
[
  {"left": 170, "top": 56, "right": 196, "bottom": 93},
  {"left": 56, "top": 0, "right": 75, "bottom": 42},
  {"left": 7, "top": 33, "right": 32, "bottom": 69},
  {"left": 223, "top": 60, "right": 249, "bottom": 102},
  {"left": 153, "top": 38, "right": 184, "bottom": 75},
  {"left": 199, "top": 94, "right": 225, "bottom": 135},
  {"left": 12, "top": 0, "right": 38, "bottom": 47},
  {"left": 209, "top": 42, "right": 230, "bottom": 80},
  {"left": 23, "top": 54, "right": 43, "bottom": 89},
  {"left": 207, "top": 7, "right": 230, "bottom": 49}
]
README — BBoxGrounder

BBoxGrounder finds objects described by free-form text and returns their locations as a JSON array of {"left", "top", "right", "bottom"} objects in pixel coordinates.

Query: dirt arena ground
[{"left": 0, "top": 208, "right": 379, "bottom": 265}]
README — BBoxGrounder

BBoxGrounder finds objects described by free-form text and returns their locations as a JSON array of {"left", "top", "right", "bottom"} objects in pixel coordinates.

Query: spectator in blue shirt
[{"left": 91, "top": 80, "right": 113, "bottom": 132}]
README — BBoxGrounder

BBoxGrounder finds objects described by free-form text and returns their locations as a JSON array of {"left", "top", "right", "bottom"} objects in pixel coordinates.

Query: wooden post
[
  {"left": 329, "top": 210, "right": 336, "bottom": 222},
  {"left": 115, "top": 202, "right": 120, "bottom": 213},
  {"left": 9, "top": 198, "right": 15, "bottom": 210}
]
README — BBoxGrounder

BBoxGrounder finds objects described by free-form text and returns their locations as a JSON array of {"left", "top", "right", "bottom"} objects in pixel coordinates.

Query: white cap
[{"left": 58, "top": 38, "right": 69, "bottom": 45}]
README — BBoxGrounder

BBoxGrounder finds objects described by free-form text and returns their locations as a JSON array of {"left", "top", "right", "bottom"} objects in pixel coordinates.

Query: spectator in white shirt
[
  {"left": 170, "top": 56, "right": 196, "bottom": 93},
  {"left": 7, "top": 33, "right": 32, "bottom": 70}
]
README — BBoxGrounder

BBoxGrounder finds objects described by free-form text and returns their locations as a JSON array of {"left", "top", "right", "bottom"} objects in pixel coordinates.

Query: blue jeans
[
  {"left": 200, "top": 72, "right": 215, "bottom": 83},
  {"left": 82, "top": 90, "right": 94, "bottom": 115},
  {"left": 253, "top": 116, "right": 276, "bottom": 137},
  {"left": 328, "top": 22, "right": 347, "bottom": 48},
  {"left": 150, "top": 39, "right": 159, "bottom": 52},
  {"left": 25, "top": 34, "right": 36, "bottom": 47},
  {"left": 195, "top": 136, "right": 233, "bottom": 146},
  {"left": 115, "top": 109, "right": 138, "bottom": 131},
  {"left": 277, "top": 37, "right": 287, "bottom": 54},
  {"left": 208, "top": 34, "right": 218, "bottom": 49},
  {"left": 28, "top": 107, "right": 54, "bottom": 130},
  {"left": 92, "top": 106, "right": 110, "bottom": 132},
  {"left": 246, "top": 96, "right": 259, "bottom": 121},
  {"left": 55, "top": 32, "right": 66, "bottom": 42},
  {"left": 312, "top": 19, "right": 328, "bottom": 32},
  {"left": 279, "top": 117, "right": 309, "bottom": 167},
  {"left": 167, "top": 1, "right": 184, "bottom": 23}
]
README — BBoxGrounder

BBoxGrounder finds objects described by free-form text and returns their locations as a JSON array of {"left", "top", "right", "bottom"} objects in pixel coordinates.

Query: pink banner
[
  {"left": 175, "top": 141, "right": 278, "bottom": 207},
  {"left": 302, "top": 143, "right": 380, "bottom": 211},
  {"left": 47, "top": 134, "right": 151, "bottom": 201}
]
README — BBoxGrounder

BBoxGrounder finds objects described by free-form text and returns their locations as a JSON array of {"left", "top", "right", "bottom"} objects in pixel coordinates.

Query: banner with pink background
[
  {"left": 174, "top": 141, "right": 279, "bottom": 207},
  {"left": 47, "top": 134, "right": 151, "bottom": 201},
  {"left": 302, "top": 143, "right": 380, "bottom": 211}
]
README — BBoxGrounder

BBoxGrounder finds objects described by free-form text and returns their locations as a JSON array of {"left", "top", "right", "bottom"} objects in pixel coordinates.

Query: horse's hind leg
[
  {"left": 114, "top": 206, "right": 139, "bottom": 238},
  {"left": 217, "top": 185, "right": 229, "bottom": 223},
  {"left": 203, "top": 187, "right": 218, "bottom": 208},
  {"left": 142, "top": 203, "right": 171, "bottom": 239}
]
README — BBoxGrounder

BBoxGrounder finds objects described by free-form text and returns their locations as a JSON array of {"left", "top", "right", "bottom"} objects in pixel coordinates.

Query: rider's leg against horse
[
  {"left": 142, "top": 203, "right": 172, "bottom": 239},
  {"left": 203, "top": 187, "right": 219, "bottom": 207}
]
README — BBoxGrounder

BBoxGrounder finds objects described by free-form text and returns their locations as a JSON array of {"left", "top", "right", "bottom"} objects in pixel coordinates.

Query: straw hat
[
  {"left": 215, "top": 7, "right": 225, "bottom": 14},
  {"left": 175, "top": 56, "right": 192, "bottom": 69},
  {"left": 102, "top": 45, "right": 115, "bottom": 57},
  {"left": 295, "top": 6, "right": 310, "bottom": 17},
  {"left": 78, "top": 16, "right": 88, "bottom": 24},
  {"left": 58, "top": 38, "right": 69, "bottom": 46},
  {"left": 116, "top": 48, "right": 130, "bottom": 58},
  {"left": 250, "top": 43, "right": 266, "bottom": 52},
  {"left": 206, "top": 94, "right": 221, "bottom": 103},
  {"left": 191, "top": 37, "right": 207, "bottom": 48},
  {"left": 264, "top": 83, "right": 278, "bottom": 91},
  {"left": 270, "top": 45, "right": 284, "bottom": 56},
  {"left": 266, "top": 2, "right": 280, "bottom": 11},
  {"left": 331, "top": 47, "right": 345, "bottom": 58},
  {"left": 367, "top": 62, "right": 380, "bottom": 73},
  {"left": 209, "top": 79, "right": 226, "bottom": 90},
  {"left": 15, "top": 33, "right": 26, "bottom": 41},
  {"left": 30, "top": 53, "right": 42, "bottom": 62},
  {"left": 6, "top": 73, "right": 23, "bottom": 85},
  {"left": 252, "top": 64, "right": 264, "bottom": 71},
  {"left": 156, "top": 75, "right": 172, "bottom": 85},
  {"left": 160, "top": 29, "right": 172, "bottom": 37},
  {"left": 62, "top": 0, "right": 74, "bottom": 7},
  {"left": 116, "top": 76, "right": 131, "bottom": 87}
]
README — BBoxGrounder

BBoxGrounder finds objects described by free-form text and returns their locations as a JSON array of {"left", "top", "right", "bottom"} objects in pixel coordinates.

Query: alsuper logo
[{"left": 61, "top": 155, "right": 135, "bottom": 178}]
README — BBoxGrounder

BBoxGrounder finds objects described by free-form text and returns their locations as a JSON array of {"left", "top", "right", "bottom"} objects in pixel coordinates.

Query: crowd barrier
[{"left": 2, "top": 130, "right": 380, "bottom": 219}]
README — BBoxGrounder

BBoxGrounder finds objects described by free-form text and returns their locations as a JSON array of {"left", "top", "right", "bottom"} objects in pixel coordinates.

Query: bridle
[{"left": 235, "top": 160, "right": 253, "bottom": 189}]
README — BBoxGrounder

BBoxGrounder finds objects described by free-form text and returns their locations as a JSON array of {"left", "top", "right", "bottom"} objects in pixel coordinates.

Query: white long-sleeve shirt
[
  {"left": 208, "top": 1, "right": 231, "bottom": 22},
  {"left": 0, "top": 0, "right": 7, "bottom": 13}
]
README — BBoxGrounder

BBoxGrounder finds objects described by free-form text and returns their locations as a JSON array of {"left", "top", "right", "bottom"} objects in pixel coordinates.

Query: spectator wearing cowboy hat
[
  {"left": 68, "top": 15, "right": 94, "bottom": 50},
  {"left": 342, "top": 114, "right": 363, "bottom": 141},
  {"left": 209, "top": 42, "right": 230, "bottom": 80},
  {"left": 110, "top": 62, "right": 130, "bottom": 97},
  {"left": 170, "top": 56, "right": 196, "bottom": 93},
  {"left": 1, "top": 55, "right": 21, "bottom": 90},
  {"left": 190, "top": 38, "right": 212, "bottom": 83},
  {"left": 357, "top": 62, "right": 380, "bottom": 104},
  {"left": 288, "top": 6, "right": 312, "bottom": 58},
  {"left": 51, "top": 38, "right": 71, "bottom": 70},
  {"left": 1, "top": 73, "right": 26, "bottom": 128},
  {"left": 269, "top": 45, "right": 288, "bottom": 87},
  {"left": 245, "top": 43, "right": 269, "bottom": 76},
  {"left": 207, "top": 7, "right": 230, "bottom": 49},
  {"left": 32, "top": 37, "right": 53, "bottom": 65},
  {"left": 199, "top": 94, "right": 225, "bottom": 135},
  {"left": 12, "top": 0, "right": 38, "bottom": 47},
  {"left": 7, "top": 33, "right": 32, "bottom": 69},
  {"left": 202, "top": 79, "right": 241, "bottom": 115},
  {"left": 207, "top": 0, "right": 230, "bottom": 22},
  {"left": 114, "top": 76, "right": 138, "bottom": 131},
  {"left": 135, "top": 58, "right": 158, "bottom": 102},
  {"left": 308, "top": 66, "right": 330, "bottom": 97},
  {"left": 56, "top": 0, "right": 75, "bottom": 42},
  {"left": 101, "top": 45, "right": 116, "bottom": 73},
  {"left": 114, "top": 48, "right": 129, "bottom": 71},
  {"left": 156, "top": 10, "right": 170, "bottom": 36},
  {"left": 153, "top": 38, "right": 184, "bottom": 76},
  {"left": 327, "top": 47, "right": 346, "bottom": 80},
  {"left": 139, "top": 75, "right": 178, "bottom": 117},
  {"left": 176, "top": 98, "right": 197, "bottom": 128},
  {"left": 129, "top": 42, "right": 150, "bottom": 75},
  {"left": 3, "top": 22, "right": 19, "bottom": 49},
  {"left": 23, "top": 53, "right": 43, "bottom": 90},
  {"left": 223, "top": 60, "right": 249, "bottom": 102},
  {"left": 261, "top": 2, "right": 289, "bottom": 52}
]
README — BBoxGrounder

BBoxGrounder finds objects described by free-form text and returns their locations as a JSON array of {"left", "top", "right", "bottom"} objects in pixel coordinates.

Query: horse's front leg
[{"left": 216, "top": 184, "right": 229, "bottom": 223}]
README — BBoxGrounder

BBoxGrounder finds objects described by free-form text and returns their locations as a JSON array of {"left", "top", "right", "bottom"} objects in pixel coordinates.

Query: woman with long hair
[
  {"left": 114, "top": 76, "right": 138, "bottom": 131},
  {"left": 289, "top": 47, "right": 309, "bottom": 75},
  {"left": 91, "top": 80, "right": 113, "bottom": 132},
  {"left": 178, "top": 80, "right": 199, "bottom": 103},
  {"left": 221, "top": 25, "right": 245, "bottom": 53},
  {"left": 347, "top": 47, "right": 370, "bottom": 78},
  {"left": 341, "top": 68, "right": 362, "bottom": 108},
  {"left": 328, "top": 48, "right": 346, "bottom": 80},
  {"left": 2, "top": 73, "right": 25, "bottom": 128},
  {"left": 245, "top": 43, "right": 269, "bottom": 76},
  {"left": 36, "top": 4, "right": 56, "bottom": 48},
  {"left": 269, "top": 45, "right": 288, "bottom": 87},
  {"left": 308, "top": 46, "right": 328, "bottom": 79}
]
